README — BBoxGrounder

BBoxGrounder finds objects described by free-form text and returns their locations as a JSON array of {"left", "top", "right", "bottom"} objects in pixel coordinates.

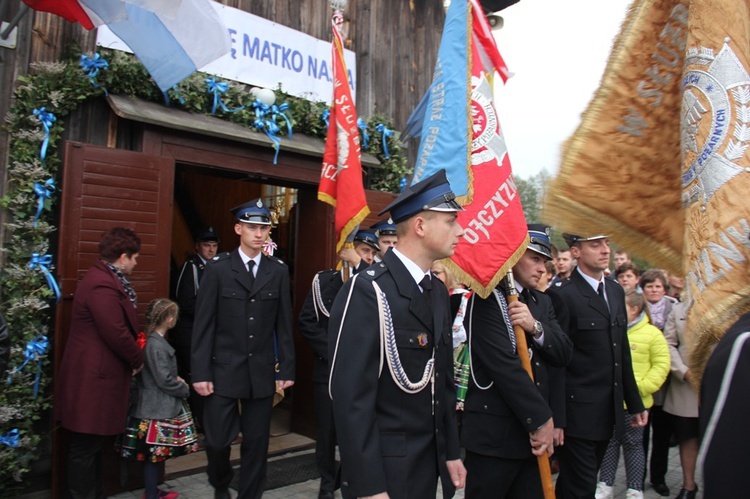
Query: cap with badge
[
  {"left": 353, "top": 230, "right": 380, "bottom": 252},
  {"left": 527, "top": 224, "right": 553, "bottom": 260},
  {"left": 562, "top": 232, "right": 608, "bottom": 247},
  {"left": 370, "top": 218, "right": 397, "bottom": 236},
  {"left": 230, "top": 198, "right": 272, "bottom": 225},
  {"left": 378, "top": 169, "right": 463, "bottom": 224},
  {"left": 195, "top": 226, "right": 220, "bottom": 243}
]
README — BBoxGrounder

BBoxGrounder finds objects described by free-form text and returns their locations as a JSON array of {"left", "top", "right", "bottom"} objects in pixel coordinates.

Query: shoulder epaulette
[
  {"left": 554, "top": 277, "right": 573, "bottom": 288},
  {"left": 210, "top": 252, "right": 232, "bottom": 263},
  {"left": 359, "top": 261, "right": 388, "bottom": 281},
  {"left": 266, "top": 254, "right": 287, "bottom": 266}
]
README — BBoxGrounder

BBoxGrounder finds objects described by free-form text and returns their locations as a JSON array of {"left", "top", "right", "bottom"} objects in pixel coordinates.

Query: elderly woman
[
  {"left": 56, "top": 227, "right": 144, "bottom": 499},
  {"left": 663, "top": 303, "right": 699, "bottom": 499},
  {"left": 639, "top": 269, "right": 677, "bottom": 496}
]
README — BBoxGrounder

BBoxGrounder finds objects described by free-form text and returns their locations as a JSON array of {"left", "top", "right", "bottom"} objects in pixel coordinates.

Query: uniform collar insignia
[{"left": 367, "top": 270, "right": 375, "bottom": 276}]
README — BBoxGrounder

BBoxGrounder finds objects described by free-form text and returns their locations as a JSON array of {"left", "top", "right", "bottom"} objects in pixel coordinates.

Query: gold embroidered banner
[{"left": 545, "top": 0, "right": 750, "bottom": 381}]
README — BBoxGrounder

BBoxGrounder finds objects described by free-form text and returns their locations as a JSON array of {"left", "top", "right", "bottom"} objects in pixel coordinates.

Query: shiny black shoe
[
  {"left": 214, "top": 490, "right": 230, "bottom": 499},
  {"left": 675, "top": 485, "right": 698, "bottom": 499},
  {"left": 651, "top": 482, "right": 670, "bottom": 496},
  {"left": 318, "top": 491, "right": 335, "bottom": 499}
]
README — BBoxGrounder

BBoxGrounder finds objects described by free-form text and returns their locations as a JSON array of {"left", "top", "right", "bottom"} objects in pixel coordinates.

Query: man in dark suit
[
  {"left": 328, "top": 169, "right": 467, "bottom": 499},
  {"left": 173, "top": 226, "right": 219, "bottom": 428},
  {"left": 700, "top": 310, "right": 750, "bottom": 499},
  {"left": 298, "top": 229, "right": 380, "bottom": 499},
  {"left": 547, "top": 233, "right": 647, "bottom": 499},
  {"left": 192, "top": 199, "right": 295, "bottom": 499},
  {"left": 461, "top": 224, "right": 573, "bottom": 498}
]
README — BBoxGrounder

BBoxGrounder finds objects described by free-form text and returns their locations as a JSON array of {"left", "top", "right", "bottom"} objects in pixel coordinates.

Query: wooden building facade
[{"left": 0, "top": 0, "right": 446, "bottom": 496}]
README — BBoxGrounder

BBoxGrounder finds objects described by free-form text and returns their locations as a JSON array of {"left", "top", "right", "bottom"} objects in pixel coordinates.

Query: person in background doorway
[
  {"left": 56, "top": 227, "right": 144, "bottom": 499},
  {"left": 173, "top": 226, "right": 220, "bottom": 429}
]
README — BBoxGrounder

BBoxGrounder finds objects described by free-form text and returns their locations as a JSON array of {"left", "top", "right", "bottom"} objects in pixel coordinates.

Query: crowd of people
[{"left": 53, "top": 169, "right": 747, "bottom": 499}]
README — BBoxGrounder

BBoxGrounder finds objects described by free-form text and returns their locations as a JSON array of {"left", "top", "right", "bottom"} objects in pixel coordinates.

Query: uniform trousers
[
  {"left": 203, "top": 392, "right": 273, "bottom": 499},
  {"left": 555, "top": 436, "right": 609, "bottom": 499},
  {"left": 465, "top": 450, "right": 543, "bottom": 499},
  {"left": 599, "top": 411, "right": 646, "bottom": 490},
  {"left": 313, "top": 381, "right": 339, "bottom": 493}
]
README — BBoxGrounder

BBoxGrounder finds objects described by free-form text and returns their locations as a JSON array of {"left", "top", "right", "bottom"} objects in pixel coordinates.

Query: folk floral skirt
[{"left": 119, "top": 403, "right": 199, "bottom": 463}]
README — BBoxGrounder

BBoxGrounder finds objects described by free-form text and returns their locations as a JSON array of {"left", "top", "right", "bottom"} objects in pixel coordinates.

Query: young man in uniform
[
  {"left": 298, "top": 229, "right": 380, "bottom": 499},
  {"left": 371, "top": 217, "right": 398, "bottom": 262},
  {"left": 192, "top": 199, "right": 295, "bottom": 499},
  {"left": 328, "top": 170, "right": 467, "bottom": 499},
  {"left": 547, "top": 233, "right": 647, "bottom": 499}
]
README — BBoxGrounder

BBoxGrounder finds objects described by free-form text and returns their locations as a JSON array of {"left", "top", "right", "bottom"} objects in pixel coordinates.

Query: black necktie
[
  {"left": 420, "top": 275, "right": 432, "bottom": 302},
  {"left": 247, "top": 260, "right": 256, "bottom": 288},
  {"left": 597, "top": 281, "right": 605, "bottom": 299},
  {"left": 520, "top": 288, "right": 531, "bottom": 304}
]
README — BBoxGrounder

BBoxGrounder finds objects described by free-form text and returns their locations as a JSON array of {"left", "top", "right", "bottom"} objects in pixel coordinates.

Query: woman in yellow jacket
[{"left": 595, "top": 290, "right": 670, "bottom": 499}]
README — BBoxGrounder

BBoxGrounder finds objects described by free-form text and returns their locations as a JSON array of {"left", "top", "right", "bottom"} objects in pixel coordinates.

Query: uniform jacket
[
  {"left": 461, "top": 286, "right": 573, "bottom": 459},
  {"left": 56, "top": 260, "right": 143, "bottom": 435},
  {"left": 627, "top": 314, "right": 670, "bottom": 409},
  {"left": 173, "top": 255, "right": 207, "bottom": 347},
  {"left": 298, "top": 266, "right": 364, "bottom": 384},
  {"left": 191, "top": 249, "right": 294, "bottom": 399},
  {"left": 547, "top": 269, "right": 644, "bottom": 441},
  {"left": 134, "top": 333, "right": 189, "bottom": 420},
  {"left": 328, "top": 250, "right": 461, "bottom": 499},
  {"left": 662, "top": 303, "right": 698, "bottom": 418},
  {"left": 700, "top": 311, "right": 750, "bottom": 499}
]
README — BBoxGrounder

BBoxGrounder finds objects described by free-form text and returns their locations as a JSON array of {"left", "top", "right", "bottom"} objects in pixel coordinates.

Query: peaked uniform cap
[
  {"left": 378, "top": 169, "right": 463, "bottom": 224},
  {"left": 230, "top": 198, "right": 272, "bottom": 225}
]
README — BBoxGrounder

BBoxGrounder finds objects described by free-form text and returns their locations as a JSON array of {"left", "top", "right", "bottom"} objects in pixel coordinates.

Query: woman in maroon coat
[{"left": 56, "top": 227, "right": 144, "bottom": 499}]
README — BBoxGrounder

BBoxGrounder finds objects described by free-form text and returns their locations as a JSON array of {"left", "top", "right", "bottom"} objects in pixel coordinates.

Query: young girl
[
  {"left": 595, "top": 290, "right": 670, "bottom": 499},
  {"left": 120, "top": 298, "right": 199, "bottom": 499}
]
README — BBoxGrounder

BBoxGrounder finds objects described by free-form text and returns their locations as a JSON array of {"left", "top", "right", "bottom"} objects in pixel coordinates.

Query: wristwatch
[{"left": 532, "top": 320, "right": 544, "bottom": 339}]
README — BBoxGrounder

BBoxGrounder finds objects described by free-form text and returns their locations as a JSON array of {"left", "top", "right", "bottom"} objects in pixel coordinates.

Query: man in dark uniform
[
  {"left": 298, "top": 229, "right": 380, "bottom": 499},
  {"left": 371, "top": 217, "right": 398, "bottom": 262},
  {"left": 699, "top": 310, "right": 750, "bottom": 499},
  {"left": 547, "top": 233, "right": 647, "bottom": 499},
  {"left": 461, "top": 224, "right": 573, "bottom": 498},
  {"left": 192, "top": 199, "right": 295, "bottom": 499},
  {"left": 173, "top": 226, "right": 219, "bottom": 428},
  {"left": 328, "top": 169, "right": 467, "bottom": 499}
]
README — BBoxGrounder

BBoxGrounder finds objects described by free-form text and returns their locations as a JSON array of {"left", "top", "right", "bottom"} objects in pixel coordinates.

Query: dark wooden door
[{"left": 52, "top": 141, "right": 175, "bottom": 497}]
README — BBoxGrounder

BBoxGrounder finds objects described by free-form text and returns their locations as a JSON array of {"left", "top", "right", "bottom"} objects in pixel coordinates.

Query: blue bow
[
  {"left": 252, "top": 100, "right": 293, "bottom": 164},
  {"left": 32, "top": 108, "right": 56, "bottom": 163},
  {"left": 29, "top": 253, "right": 61, "bottom": 303},
  {"left": 32, "top": 178, "right": 56, "bottom": 228},
  {"left": 0, "top": 429, "right": 20, "bottom": 448},
  {"left": 7, "top": 335, "right": 49, "bottom": 397},
  {"left": 399, "top": 177, "right": 408, "bottom": 192},
  {"left": 79, "top": 53, "right": 109, "bottom": 94},
  {"left": 322, "top": 109, "right": 330, "bottom": 128},
  {"left": 206, "top": 78, "right": 244, "bottom": 115},
  {"left": 376, "top": 124, "right": 394, "bottom": 159},
  {"left": 357, "top": 118, "right": 370, "bottom": 150}
]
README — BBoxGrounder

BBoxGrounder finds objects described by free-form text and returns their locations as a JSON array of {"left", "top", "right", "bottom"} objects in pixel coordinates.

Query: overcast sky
[{"left": 491, "top": 0, "right": 632, "bottom": 179}]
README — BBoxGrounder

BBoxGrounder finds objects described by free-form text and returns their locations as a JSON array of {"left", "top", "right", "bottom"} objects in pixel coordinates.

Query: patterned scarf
[
  {"left": 104, "top": 261, "right": 137, "bottom": 308},
  {"left": 648, "top": 297, "right": 667, "bottom": 330}
]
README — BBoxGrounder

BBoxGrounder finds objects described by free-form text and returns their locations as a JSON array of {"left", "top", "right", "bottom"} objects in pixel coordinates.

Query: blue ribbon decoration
[
  {"left": 252, "top": 100, "right": 294, "bottom": 164},
  {"left": 6, "top": 335, "right": 49, "bottom": 397},
  {"left": 399, "top": 177, "right": 408, "bottom": 192},
  {"left": 163, "top": 85, "right": 186, "bottom": 107},
  {"left": 79, "top": 53, "right": 109, "bottom": 94},
  {"left": 376, "top": 123, "right": 394, "bottom": 159},
  {"left": 321, "top": 109, "right": 330, "bottom": 128},
  {"left": 32, "top": 108, "right": 56, "bottom": 163},
  {"left": 358, "top": 118, "right": 370, "bottom": 150},
  {"left": 32, "top": 178, "right": 56, "bottom": 228},
  {"left": 29, "top": 253, "right": 61, "bottom": 303},
  {"left": 0, "top": 429, "right": 20, "bottom": 448},
  {"left": 206, "top": 78, "right": 244, "bottom": 115}
]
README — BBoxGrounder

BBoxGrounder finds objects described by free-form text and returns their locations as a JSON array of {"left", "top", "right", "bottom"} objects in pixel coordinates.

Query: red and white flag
[{"left": 318, "top": 12, "right": 369, "bottom": 253}]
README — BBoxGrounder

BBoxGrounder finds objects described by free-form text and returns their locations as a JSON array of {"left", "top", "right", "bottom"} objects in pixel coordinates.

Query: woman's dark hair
[
  {"left": 99, "top": 227, "right": 141, "bottom": 262},
  {"left": 639, "top": 268, "right": 668, "bottom": 289}
]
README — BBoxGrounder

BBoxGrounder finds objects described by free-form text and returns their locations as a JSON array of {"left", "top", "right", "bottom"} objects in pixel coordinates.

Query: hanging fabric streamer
[
  {"left": 79, "top": 53, "right": 109, "bottom": 94},
  {"left": 252, "top": 100, "right": 293, "bottom": 164},
  {"left": 32, "top": 108, "right": 56, "bottom": 163},
  {"left": 32, "top": 178, "right": 56, "bottom": 228},
  {"left": 0, "top": 429, "right": 20, "bottom": 448},
  {"left": 375, "top": 123, "right": 394, "bottom": 159},
  {"left": 163, "top": 84, "right": 185, "bottom": 107},
  {"left": 28, "top": 253, "right": 61, "bottom": 303},
  {"left": 6, "top": 335, "right": 49, "bottom": 397},
  {"left": 357, "top": 117, "right": 370, "bottom": 150},
  {"left": 205, "top": 77, "right": 244, "bottom": 115},
  {"left": 321, "top": 109, "right": 330, "bottom": 128}
]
